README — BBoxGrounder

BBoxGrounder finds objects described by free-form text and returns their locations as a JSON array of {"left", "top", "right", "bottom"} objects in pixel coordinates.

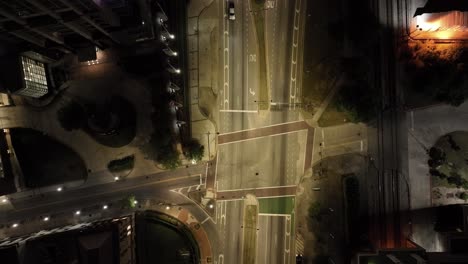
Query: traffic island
[
  {"left": 249, "top": 0, "right": 269, "bottom": 110},
  {"left": 241, "top": 194, "right": 259, "bottom": 264}
]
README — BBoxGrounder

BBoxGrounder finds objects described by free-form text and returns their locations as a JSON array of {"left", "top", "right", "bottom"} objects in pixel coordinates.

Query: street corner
[
  {"left": 190, "top": 120, "right": 217, "bottom": 161},
  {"left": 189, "top": 220, "right": 213, "bottom": 264}
]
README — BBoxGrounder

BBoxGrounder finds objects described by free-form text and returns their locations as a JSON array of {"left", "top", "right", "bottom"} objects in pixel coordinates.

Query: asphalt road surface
[
  {"left": 0, "top": 164, "right": 219, "bottom": 243},
  {"left": 256, "top": 215, "right": 289, "bottom": 264},
  {"left": 215, "top": 0, "right": 306, "bottom": 263}
]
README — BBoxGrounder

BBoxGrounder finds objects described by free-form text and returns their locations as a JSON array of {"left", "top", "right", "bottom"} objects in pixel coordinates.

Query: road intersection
[{"left": 0, "top": 1, "right": 372, "bottom": 264}]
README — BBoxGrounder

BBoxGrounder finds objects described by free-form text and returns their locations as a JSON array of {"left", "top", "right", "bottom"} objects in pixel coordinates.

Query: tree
[
  {"left": 428, "top": 147, "right": 446, "bottom": 168},
  {"left": 157, "top": 146, "right": 181, "bottom": 170},
  {"left": 402, "top": 42, "right": 468, "bottom": 106},
  {"left": 308, "top": 201, "right": 325, "bottom": 222},
  {"left": 335, "top": 80, "right": 378, "bottom": 123},
  {"left": 57, "top": 101, "right": 87, "bottom": 131},
  {"left": 457, "top": 192, "right": 468, "bottom": 201},
  {"left": 184, "top": 139, "right": 204, "bottom": 162}
]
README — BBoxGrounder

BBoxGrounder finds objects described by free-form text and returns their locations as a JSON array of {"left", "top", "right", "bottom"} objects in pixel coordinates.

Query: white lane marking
[
  {"left": 219, "top": 130, "right": 305, "bottom": 145},
  {"left": 289, "top": 0, "right": 302, "bottom": 109},
  {"left": 214, "top": 150, "right": 219, "bottom": 191},
  {"left": 264, "top": 216, "right": 269, "bottom": 263},
  {"left": 201, "top": 217, "right": 210, "bottom": 224},
  {"left": 218, "top": 120, "right": 305, "bottom": 136},
  {"left": 219, "top": 109, "right": 258, "bottom": 113},
  {"left": 222, "top": 0, "right": 230, "bottom": 110},
  {"left": 285, "top": 215, "right": 292, "bottom": 264},
  {"left": 411, "top": 111, "right": 414, "bottom": 131},
  {"left": 218, "top": 254, "right": 224, "bottom": 264},
  {"left": 258, "top": 213, "right": 291, "bottom": 216},
  {"left": 219, "top": 185, "right": 296, "bottom": 192},
  {"left": 303, "top": 129, "right": 308, "bottom": 173},
  {"left": 360, "top": 140, "right": 364, "bottom": 152},
  {"left": 321, "top": 128, "right": 325, "bottom": 147}
]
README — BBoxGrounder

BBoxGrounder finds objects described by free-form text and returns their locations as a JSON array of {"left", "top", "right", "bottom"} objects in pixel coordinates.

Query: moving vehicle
[{"left": 228, "top": 2, "right": 235, "bottom": 20}]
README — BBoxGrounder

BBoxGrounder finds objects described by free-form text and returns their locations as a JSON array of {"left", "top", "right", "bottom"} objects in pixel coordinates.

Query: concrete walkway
[{"left": 187, "top": 0, "right": 218, "bottom": 161}]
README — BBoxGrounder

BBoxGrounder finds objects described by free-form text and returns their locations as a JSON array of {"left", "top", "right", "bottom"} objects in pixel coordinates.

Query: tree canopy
[{"left": 184, "top": 139, "right": 204, "bottom": 162}]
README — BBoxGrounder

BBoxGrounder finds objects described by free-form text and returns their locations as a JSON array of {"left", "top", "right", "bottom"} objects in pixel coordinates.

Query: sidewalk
[{"left": 187, "top": 0, "right": 218, "bottom": 162}]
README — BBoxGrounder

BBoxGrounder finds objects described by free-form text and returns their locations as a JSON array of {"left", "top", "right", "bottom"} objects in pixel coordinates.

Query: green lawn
[{"left": 258, "top": 197, "right": 295, "bottom": 214}]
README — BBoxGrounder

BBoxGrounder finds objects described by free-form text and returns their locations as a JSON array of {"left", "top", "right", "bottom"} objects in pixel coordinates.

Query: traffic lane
[
  {"left": 228, "top": 0, "right": 245, "bottom": 111},
  {"left": 268, "top": 0, "right": 295, "bottom": 104},
  {"left": 3, "top": 174, "right": 202, "bottom": 223},
  {"left": 216, "top": 200, "right": 244, "bottom": 264},
  {"left": 217, "top": 131, "right": 306, "bottom": 191},
  {"left": 256, "top": 215, "right": 287, "bottom": 264},
  {"left": 9, "top": 163, "right": 205, "bottom": 203},
  {"left": 244, "top": 0, "right": 258, "bottom": 111}
]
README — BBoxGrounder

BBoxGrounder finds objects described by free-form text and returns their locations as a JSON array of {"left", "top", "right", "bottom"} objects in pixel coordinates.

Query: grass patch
[
  {"left": 107, "top": 155, "right": 134, "bottom": 173},
  {"left": 317, "top": 99, "right": 351, "bottom": 127},
  {"left": 242, "top": 204, "right": 258, "bottom": 264},
  {"left": 11, "top": 128, "right": 87, "bottom": 188},
  {"left": 258, "top": 197, "right": 295, "bottom": 214}
]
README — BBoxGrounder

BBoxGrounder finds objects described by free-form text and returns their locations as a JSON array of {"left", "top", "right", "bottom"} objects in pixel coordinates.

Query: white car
[{"left": 228, "top": 2, "right": 235, "bottom": 20}]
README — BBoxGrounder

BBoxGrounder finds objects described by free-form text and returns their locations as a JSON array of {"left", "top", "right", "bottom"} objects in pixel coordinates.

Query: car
[
  {"left": 296, "top": 254, "right": 304, "bottom": 264},
  {"left": 228, "top": 2, "right": 235, "bottom": 20}
]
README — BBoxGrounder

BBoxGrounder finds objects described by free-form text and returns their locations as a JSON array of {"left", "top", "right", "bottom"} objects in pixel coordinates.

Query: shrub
[
  {"left": 107, "top": 155, "right": 135, "bottom": 173},
  {"left": 184, "top": 139, "right": 204, "bottom": 162}
]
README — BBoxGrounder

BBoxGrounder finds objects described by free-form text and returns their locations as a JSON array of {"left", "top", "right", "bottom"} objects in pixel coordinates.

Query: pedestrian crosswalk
[
  {"left": 170, "top": 184, "right": 204, "bottom": 197},
  {"left": 295, "top": 233, "right": 304, "bottom": 255}
]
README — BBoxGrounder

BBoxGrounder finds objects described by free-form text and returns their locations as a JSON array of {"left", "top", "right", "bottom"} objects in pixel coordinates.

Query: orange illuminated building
[{"left": 412, "top": 0, "right": 468, "bottom": 40}]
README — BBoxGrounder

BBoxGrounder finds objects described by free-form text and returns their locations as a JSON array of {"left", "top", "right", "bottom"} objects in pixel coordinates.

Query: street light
[
  {"left": 2, "top": 198, "right": 7, "bottom": 203},
  {"left": 43, "top": 216, "right": 49, "bottom": 222},
  {"left": 114, "top": 176, "right": 120, "bottom": 181},
  {"left": 209, "top": 204, "right": 214, "bottom": 209},
  {"left": 75, "top": 210, "right": 81, "bottom": 215},
  {"left": 165, "top": 205, "right": 171, "bottom": 210},
  {"left": 103, "top": 205, "right": 108, "bottom": 210},
  {"left": 57, "top": 187, "right": 63, "bottom": 192},
  {"left": 11, "top": 223, "right": 18, "bottom": 228}
]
